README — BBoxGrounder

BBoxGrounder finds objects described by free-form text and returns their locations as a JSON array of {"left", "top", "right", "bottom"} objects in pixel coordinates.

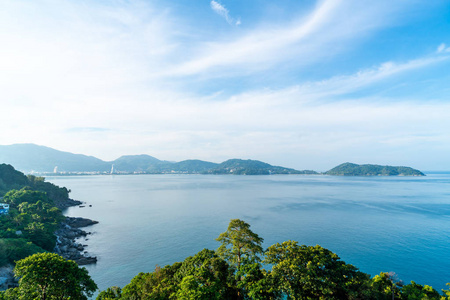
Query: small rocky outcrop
[
  {"left": 55, "top": 198, "right": 83, "bottom": 210},
  {"left": 54, "top": 217, "right": 98, "bottom": 265},
  {"left": 0, "top": 265, "right": 18, "bottom": 290}
]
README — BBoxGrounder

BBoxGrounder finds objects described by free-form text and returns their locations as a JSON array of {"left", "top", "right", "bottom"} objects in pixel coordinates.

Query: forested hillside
[
  {"left": 325, "top": 162, "right": 425, "bottom": 176},
  {"left": 0, "top": 164, "right": 74, "bottom": 209}
]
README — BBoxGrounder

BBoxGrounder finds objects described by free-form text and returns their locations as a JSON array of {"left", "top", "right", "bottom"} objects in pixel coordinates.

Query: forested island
[{"left": 325, "top": 163, "right": 425, "bottom": 176}]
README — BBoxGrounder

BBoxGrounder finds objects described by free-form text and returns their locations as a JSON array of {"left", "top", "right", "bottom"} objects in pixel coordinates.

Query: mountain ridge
[
  {"left": 0, "top": 144, "right": 311, "bottom": 175},
  {"left": 0, "top": 144, "right": 424, "bottom": 176}
]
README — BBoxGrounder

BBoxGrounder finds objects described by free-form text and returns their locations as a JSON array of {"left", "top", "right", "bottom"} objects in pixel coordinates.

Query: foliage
[
  {"left": 236, "top": 263, "right": 280, "bottom": 300},
  {"left": 0, "top": 164, "right": 29, "bottom": 195},
  {"left": 2, "top": 188, "right": 52, "bottom": 207},
  {"left": 369, "top": 272, "right": 403, "bottom": 300},
  {"left": 216, "top": 219, "right": 264, "bottom": 270},
  {"left": 0, "top": 164, "right": 70, "bottom": 205},
  {"left": 12, "top": 252, "right": 97, "bottom": 300},
  {"left": 264, "top": 240, "right": 371, "bottom": 299},
  {"left": 442, "top": 283, "right": 450, "bottom": 299},
  {"left": 0, "top": 238, "right": 46, "bottom": 266},
  {"left": 119, "top": 249, "right": 236, "bottom": 300},
  {"left": 0, "top": 189, "right": 64, "bottom": 253},
  {"left": 120, "top": 263, "right": 181, "bottom": 299},
  {"left": 174, "top": 249, "right": 236, "bottom": 299},
  {"left": 27, "top": 175, "right": 71, "bottom": 205},
  {"left": 96, "top": 286, "right": 122, "bottom": 299},
  {"left": 402, "top": 281, "right": 440, "bottom": 299}
]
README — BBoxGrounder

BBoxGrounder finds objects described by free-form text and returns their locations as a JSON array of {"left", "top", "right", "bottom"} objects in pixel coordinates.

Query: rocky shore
[
  {"left": 0, "top": 265, "right": 16, "bottom": 291},
  {"left": 56, "top": 198, "right": 83, "bottom": 209},
  {"left": 54, "top": 216, "right": 99, "bottom": 265}
]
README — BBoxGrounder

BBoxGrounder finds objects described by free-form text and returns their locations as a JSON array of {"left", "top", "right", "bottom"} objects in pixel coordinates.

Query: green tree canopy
[
  {"left": 12, "top": 252, "right": 97, "bottom": 300},
  {"left": 175, "top": 249, "right": 236, "bottom": 300},
  {"left": 264, "top": 241, "right": 369, "bottom": 299},
  {"left": 2, "top": 188, "right": 52, "bottom": 208},
  {"left": 96, "top": 286, "right": 122, "bottom": 299},
  {"left": 120, "top": 263, "right": 181, "bottom": 300},
  {"left": 216, "top": 219, "right": 264, "bottom": 270}
]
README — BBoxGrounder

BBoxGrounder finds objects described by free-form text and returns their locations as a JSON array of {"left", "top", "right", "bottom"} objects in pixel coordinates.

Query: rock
[
  {"left": 55, "top": 198, "right": 83, "bottom": 210},
  {"left": 65, "top": 217, "right": 99, "bottom": 228},
  {"left": 0, "top": 265, "right": 18, "bottom": 291},
  {"left": 76, "top": 256, "right": 97, "bottom": 265},
  {"left": 53, "top": 216, "right": 98, "bottom": 266}
]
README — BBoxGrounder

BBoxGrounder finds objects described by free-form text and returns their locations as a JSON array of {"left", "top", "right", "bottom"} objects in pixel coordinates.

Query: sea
[{"left": 47, "top": 173, "right": 450, "bottom": 294}]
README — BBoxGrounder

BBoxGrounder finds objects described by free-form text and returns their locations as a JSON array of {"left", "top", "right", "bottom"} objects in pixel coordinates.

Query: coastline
[{"left": 54, "top": 216, "right": 99, "bottom": 265}]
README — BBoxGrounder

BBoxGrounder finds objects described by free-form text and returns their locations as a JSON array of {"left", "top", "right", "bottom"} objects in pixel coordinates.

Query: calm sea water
[{"left": 47, "top": 174, "right": 450, "bottom": 293}]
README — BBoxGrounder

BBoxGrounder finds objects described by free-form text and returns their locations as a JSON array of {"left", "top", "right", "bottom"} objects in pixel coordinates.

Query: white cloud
[
  {"left": 437, "top": 43, "right": 450, "bottom": 53},
  {"left": 294, "top": 55, "right": 450, "bottom": 99},
  {"left": 210, "top": 1, "right": 240, "bottom": 26}
]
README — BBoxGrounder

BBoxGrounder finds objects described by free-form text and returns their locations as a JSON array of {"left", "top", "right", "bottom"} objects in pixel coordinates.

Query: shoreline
[{"left": 54, "top": 216, "right": 99, "bottom": 265}]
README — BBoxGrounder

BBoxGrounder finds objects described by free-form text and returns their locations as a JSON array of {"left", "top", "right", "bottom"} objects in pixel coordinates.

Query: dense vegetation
[
  {"left": 94, "top": 219, "right": 449, "bottom": 300},
  {"left": 325, "top": 163, "right": 425, "bottom": 176},
  {"left": 0, "top": 164, "right": 67, "bottom": 266},
  {"left": 0, "top": 252, "right": 97, "bottom": 299},
  {"left": 0, "top": 164, "right": 71, "bottom": 208}
]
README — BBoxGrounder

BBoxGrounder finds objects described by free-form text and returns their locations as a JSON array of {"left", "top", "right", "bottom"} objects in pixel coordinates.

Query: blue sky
[{"left": 1, "top": 0, "right": 450, "bottom": 171}]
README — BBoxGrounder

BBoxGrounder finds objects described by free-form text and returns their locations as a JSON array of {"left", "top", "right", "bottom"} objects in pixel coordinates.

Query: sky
[{"left": 1, "top": 0, "right": 450, "bottom": 171}]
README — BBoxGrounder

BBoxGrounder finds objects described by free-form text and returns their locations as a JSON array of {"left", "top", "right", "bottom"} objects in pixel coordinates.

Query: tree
[
  {"left": 96, "top": 286, "right": 122, "bottom": 299},
  {"left": 442, "top": 283, "right": 450, "bottom": 299},
  {"left": 216, "top": 219, "right": 264, "bottom": 299},
  {"left": 13, "top": 252, "right": 97, "bottom": 300},
  {"left": 401, "top": 281, "right": 440, "bottom": 299},
  {"left": 3, "top": 188, "right": 52, "bottom": 207},
  {"left": 370, "top": 272, "right": 403, "bottom": 300},
  {"left": 236, "top": 263, "right": 280, "bottom": 300},
  {"left": 264, "top": 241, "right": 368, "bottom": 299},
  {"left": 216, "top": 219, "right": 264, "bottom": 270},
  {"left": 175, "top": 249, "right": 236, "bottom": 300},
  {"left": 121, "top": 263, "right": 181, "bottom": 299}
]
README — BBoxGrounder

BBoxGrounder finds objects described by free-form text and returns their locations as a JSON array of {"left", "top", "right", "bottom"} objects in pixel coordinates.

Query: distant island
[
  {"left": 325, "top": 162, "right": 425, "bottom": 176},
  {"left": 0, "top": 144, "right": 424, "bottom": 176}
]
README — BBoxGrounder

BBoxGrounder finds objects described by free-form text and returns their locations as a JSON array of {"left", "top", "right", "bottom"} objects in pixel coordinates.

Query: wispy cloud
[
  {"left": 294, "top": 55, "right": 450, "bottom": 99},
  {"left": 162, "top": 0, "right": 409, "bottom": 79},
  {"left": 210, "top": 1, "right": 240, "bottom": 26},
  {"left": 437, "top": 43, "right": 450, "bottom": 53}
]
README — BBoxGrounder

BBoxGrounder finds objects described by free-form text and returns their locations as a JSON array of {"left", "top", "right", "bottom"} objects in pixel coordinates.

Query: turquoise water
[{"left": 47, "top": 174, "right": 450, "bottom": 293}]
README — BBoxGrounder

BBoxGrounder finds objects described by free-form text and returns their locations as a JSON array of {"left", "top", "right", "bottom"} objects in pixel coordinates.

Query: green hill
[
  {"left": 0, "top": 163, "right": 74, "bottom": 209},
  {"left": 206, "top": 159, "right": 317, "bottom": 175},
  {"left": 112, "top": 155, "right": 162, "bottom": 172},
  {"left": 325, "top": 163, "right": 425, "bottom": 176}
]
